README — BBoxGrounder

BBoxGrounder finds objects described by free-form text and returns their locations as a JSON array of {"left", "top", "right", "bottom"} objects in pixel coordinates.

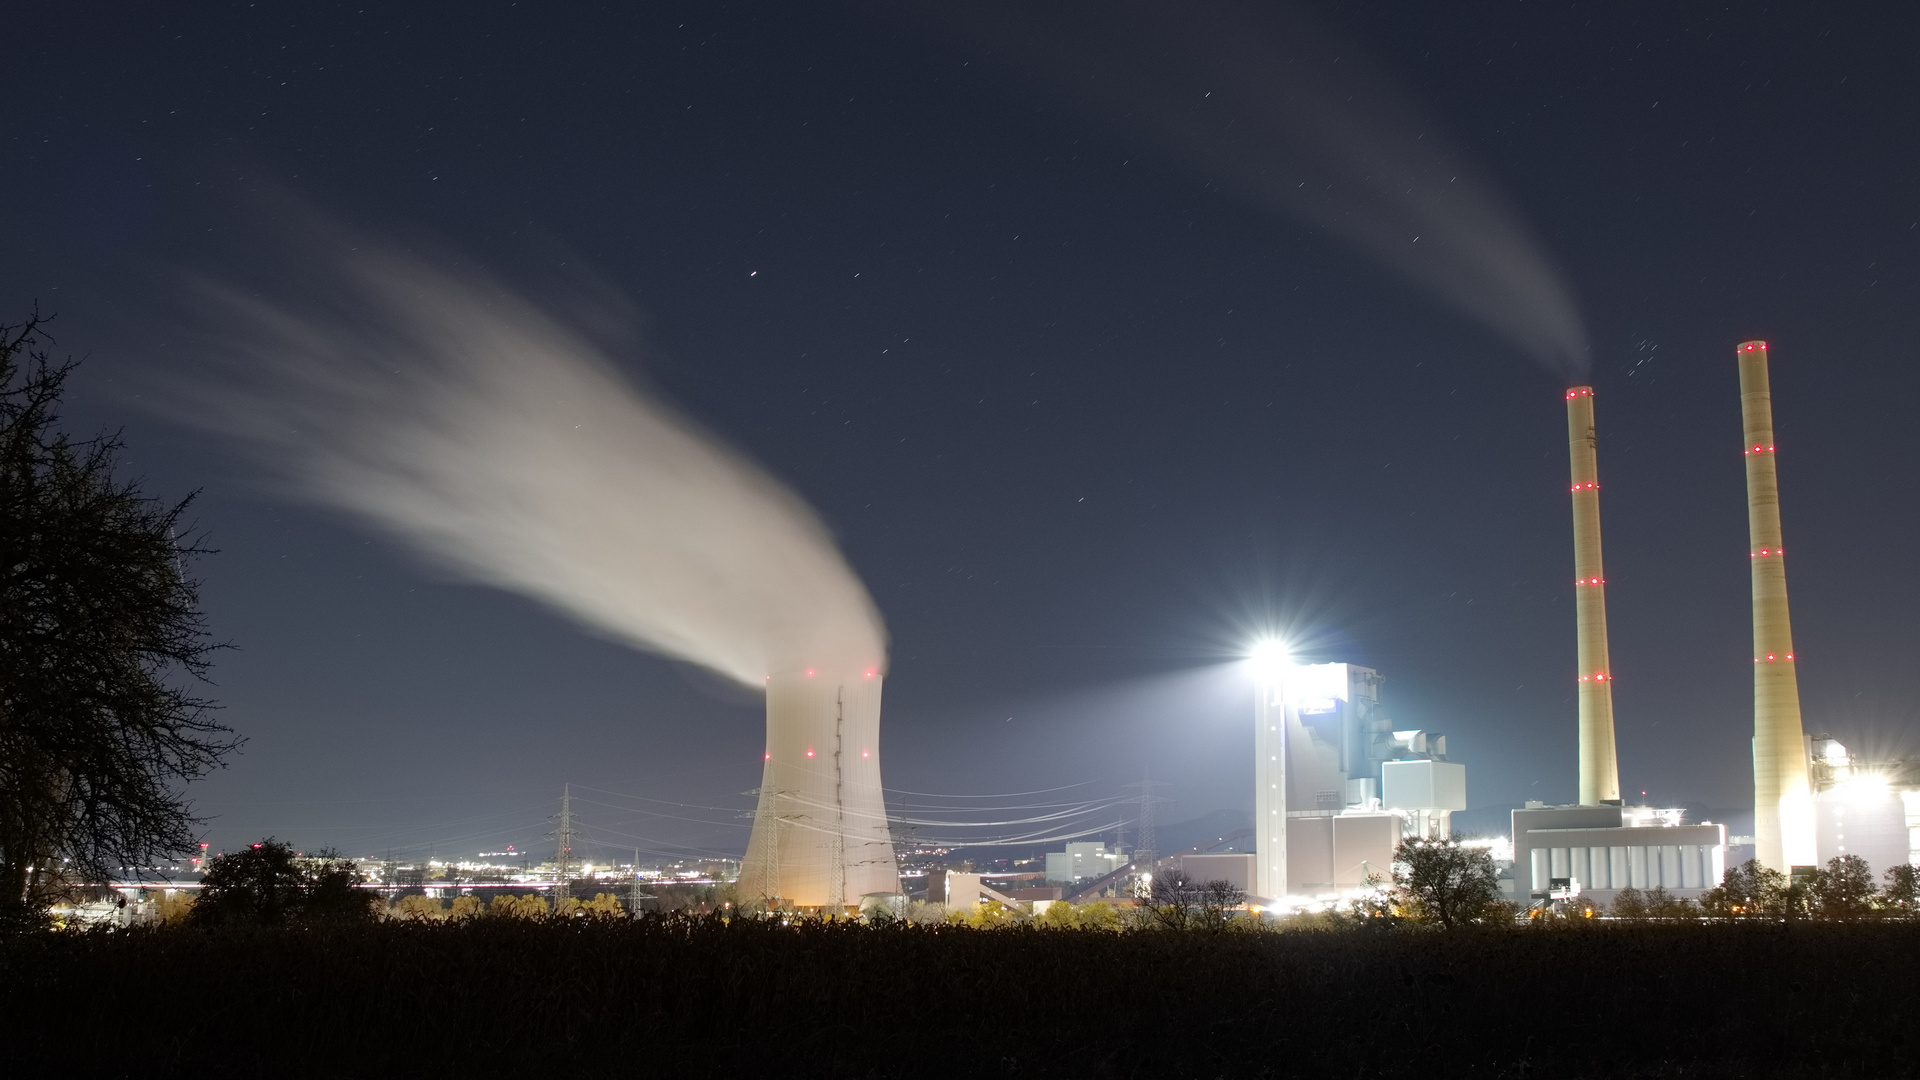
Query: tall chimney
[
  {"left": 1566, "top": 387, "right": 1621, "bottom": 805},
  {"left": 1738, "top": 341, "right": 1815, "bottom": 872}
]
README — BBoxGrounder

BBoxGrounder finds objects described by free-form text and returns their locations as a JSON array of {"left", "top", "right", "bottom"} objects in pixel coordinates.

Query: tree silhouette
[
  {"left": 1392, "top": 839, "right": 1504, "bottom": 928},
  {"left": 189, "top": 839, "right": 375, "bottom": 926},
  {"left": 1884, "top": 864, "right": 1920, "bottom": 917},
  {"left": 1145, "top": 869, "right": 1245, "bottom": 931},
  {"left": 0, "top": 314, "right": 235, "bottom": 928},
  {"left": 1700, "top": 860, "right": 1788, "bottom": 918},
  {"left": 1811, "top": 854, "right": 1877, "bottom": 919}
]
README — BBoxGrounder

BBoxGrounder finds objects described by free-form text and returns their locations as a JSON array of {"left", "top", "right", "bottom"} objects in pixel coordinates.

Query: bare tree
[
  {"left": 0, "top": 314, "right": 236, "bottom": 928},
  {"left": 1145, "top": 869, "right": 1245, "bottom": 931}
]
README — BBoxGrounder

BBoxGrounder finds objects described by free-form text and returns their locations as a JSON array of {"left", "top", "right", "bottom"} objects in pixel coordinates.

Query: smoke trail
[
  {"left": 896, "top": 0, "right": 1589, "bottom": 379},
  {"left": 175, "top": 228, "right": 886, "bottom": 687}
]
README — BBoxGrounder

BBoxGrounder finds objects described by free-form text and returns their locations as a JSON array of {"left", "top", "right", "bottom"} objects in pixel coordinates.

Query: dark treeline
[{"left": 5, "top": 916, "right": 1917, "bottom": 1078}]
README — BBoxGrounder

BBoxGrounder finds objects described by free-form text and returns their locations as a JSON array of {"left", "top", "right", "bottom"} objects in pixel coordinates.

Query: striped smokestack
[
  {"left": 1566, "top": 387, "right": 1621, "bottom": 805},
  {"left": 1738, "top": 340, "right": 1815, "bottom": 872}
]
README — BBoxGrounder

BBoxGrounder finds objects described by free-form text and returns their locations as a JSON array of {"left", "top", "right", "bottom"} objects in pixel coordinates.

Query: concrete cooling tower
[
  {"left": 736, "top": 668, "right": 899, "bottom": 908},
  {"left": 1738, "top": 340, "right": 1816, "bottom": 872},
  {"left": 1566, "top": 387, "right": 1622, "bottom": 805}
]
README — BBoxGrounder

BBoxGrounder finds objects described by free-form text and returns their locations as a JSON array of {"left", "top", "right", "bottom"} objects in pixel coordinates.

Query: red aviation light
[
  {"left": 764, "top": 752, "right": 771, "bottom": 760},
  {"left": 1751, "top": 547, "right": 1784, "bottom": 557},
  {"left": 1745, "top": 445, "right": 1776, "bottom": 455},
  {"left": 1575, "top": 576, "right": 1605, "bottom": 586},
  {"left": 1570, "top": 482, "right": 1599, "bottom": 491},
  {"left": 806, "top": 669, "right": 815, "bottom": 677},
  {"left": 1577, "top": 672, "right": 1612, "bottom": 683},
  {"left": 864, "top": 670, "right": 875, "bottom": 679},
  {"left": 1564, "top": 387, "right": 1594, "bottom": 400},
  {"left": 806, "top": 749, "right": 814, "bottom": 757},
  {"left": 1740, "top": 341, "right": 1768, "bottom": 353},
  {"left": 862, "top": 750, "right": 871, "bottom": 759}
]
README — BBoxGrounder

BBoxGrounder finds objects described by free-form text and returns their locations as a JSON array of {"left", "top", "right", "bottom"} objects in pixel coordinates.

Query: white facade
[
  {"left": 1287, "top": 812, "right": 1399, "bottom": 892},
  {"left": 1255, "top": 674, "right": 1288, "bottom": 900},
  {"left": 1814, "top": 782, "right": 1912, "bottom": 874},
  {"left": 1255, "top": 659, "right": 1464, "bottom": 898},
  {"left": 1178, "top": 853, "right": 1256, "bottom": 895},
  {"left": 1382, "top": 759, "right": 1467, "bottom": 839},
  {"left": 1804, "top": 735, "right": 1920, "bottom": 874},
  {"left": 1511, "top": 805, "right": 1726, "bottom": 905},
  {"left": 1045, "top": 842, "right": 1125, "bottom": 884}
]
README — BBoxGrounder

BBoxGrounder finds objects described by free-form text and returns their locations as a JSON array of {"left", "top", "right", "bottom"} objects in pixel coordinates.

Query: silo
[
  {"left": 1567, "top": 387, "right": 1622, "bottom": 804},
  {"left": 1737, "top": 341, "right": 1816, "bottom": 871}
]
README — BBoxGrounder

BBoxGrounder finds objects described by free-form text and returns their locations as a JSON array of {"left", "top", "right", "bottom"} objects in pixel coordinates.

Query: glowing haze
[{"left": 180, "top": 232, "right": 886, "bottom": 687}]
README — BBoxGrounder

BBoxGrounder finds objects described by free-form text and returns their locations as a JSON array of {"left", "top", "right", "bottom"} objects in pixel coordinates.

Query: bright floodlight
[{"left": 1248, "top": 639, "right": 1291, "bottom": 682}]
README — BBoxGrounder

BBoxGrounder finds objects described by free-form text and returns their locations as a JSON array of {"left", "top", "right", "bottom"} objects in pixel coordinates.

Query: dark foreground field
[{"left": 5, "top": 917, "right": 1917, "bottom": 1078}]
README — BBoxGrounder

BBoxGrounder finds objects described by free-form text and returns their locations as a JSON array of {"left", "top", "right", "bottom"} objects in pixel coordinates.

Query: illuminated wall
[{"left": 736, "top": 669, "right": 899, "bottom": 908}]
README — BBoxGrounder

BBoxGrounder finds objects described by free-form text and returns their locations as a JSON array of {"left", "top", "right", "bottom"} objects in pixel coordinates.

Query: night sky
[{"left": 6, "top": 1, "right": 1918, "bottom": 863}]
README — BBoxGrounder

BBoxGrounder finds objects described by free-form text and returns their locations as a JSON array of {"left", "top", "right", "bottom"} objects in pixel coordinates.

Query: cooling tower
[
  {"left": 1738, "top": 341, "right": 1815, "bottom": 872},
  {"left": 1566, "top": 387, "right": 1621, "bottom": 805},
  {"left": 736, "top": 668, "right": 899, "bottom": 908}
]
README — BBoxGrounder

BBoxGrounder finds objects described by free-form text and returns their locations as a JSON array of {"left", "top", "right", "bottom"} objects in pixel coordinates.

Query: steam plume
[
  {"left": 179, "top": 231, "right": 885, "bottom": 687},
  {"left": 899, "top": 0, "right": 1590, "bottom": 378}
]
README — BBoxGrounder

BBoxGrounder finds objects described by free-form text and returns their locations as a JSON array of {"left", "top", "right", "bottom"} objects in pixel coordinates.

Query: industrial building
[
  {"left": 1510, "top": 804, "right": 1728, "bottom": 906},
  {"left": 1807, "top": 734, "right": 1920, "bottom": 873},
  {"left": 1248, "top": 657, "right": 1466, "bottom": 900},
  {"left": 980, "top": 342, "right": 1918, "bottom": 918},
  {"left": 1498, "top": 383, "right": 1730, "bottom": 907},
  {"left": 1044, "top": 842, "right": 1127, "bottom": 885}
]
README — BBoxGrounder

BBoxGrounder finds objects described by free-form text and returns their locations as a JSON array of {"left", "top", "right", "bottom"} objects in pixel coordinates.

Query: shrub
[
  {"left": 390, "top": 895, "right": 446, "bottom": 921},
  {"left": 486, "top": 894, "right": 549, "bottom": 919},
  {"left": 560, "top": 892, "right": 625, "bottom": 918}
]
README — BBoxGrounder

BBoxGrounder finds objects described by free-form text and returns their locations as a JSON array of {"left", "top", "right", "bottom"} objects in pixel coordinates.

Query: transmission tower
[
  {"left": 1125, "top": 768, "right": 1173, "bottom": 871},
  {"left": 552, "top": 784, "right": 574, "bottom": 907}
]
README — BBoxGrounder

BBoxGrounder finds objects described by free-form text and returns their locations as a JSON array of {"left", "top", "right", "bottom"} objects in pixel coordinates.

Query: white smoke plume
[
  {"left": 177, "top": 233, "right": 886, "bottom": 687},
  {"left": 895, "top": 0, "right": 1591, "bottom": 379}
]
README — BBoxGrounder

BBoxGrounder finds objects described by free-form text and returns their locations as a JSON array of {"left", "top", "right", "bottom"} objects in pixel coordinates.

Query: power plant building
[
  {"left": 1045, "top": 842, "right": 1127, "bottom": 885},
  {"left": 1510, "top": 804, "right": 1728, "bottom": 906},
  {"left": 1808, "top": 735, "right": 1920, "bottom": 874},
  {"left": 1253, "top": 660, "right": 1465, "bottom": 899}
]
